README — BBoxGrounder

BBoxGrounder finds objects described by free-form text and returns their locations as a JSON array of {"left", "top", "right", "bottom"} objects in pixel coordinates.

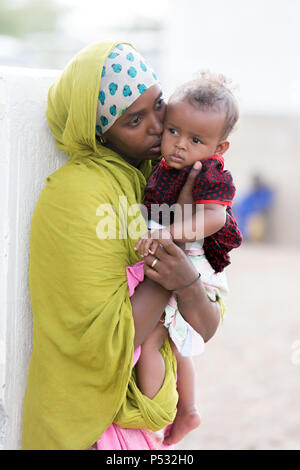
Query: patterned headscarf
[{"left": 96, "top": 43, "right": 159, "bottom": 136}]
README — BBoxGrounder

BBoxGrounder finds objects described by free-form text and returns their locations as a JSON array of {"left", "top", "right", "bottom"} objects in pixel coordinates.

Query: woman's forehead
[{"left": 121, "top": 85, "right": 163, "bottom": 119}]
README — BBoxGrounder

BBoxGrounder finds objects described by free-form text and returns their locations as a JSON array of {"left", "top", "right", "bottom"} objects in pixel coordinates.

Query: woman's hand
[
  {"left": 176, "top": 161, "right": 202, "bottom": 208},
  {"left": 131, "top": 233, "right": 199, "bottom": 349},
  {"left": 143, "top": 237, "right": 198, "bottom": 291},
  {"left": 142, "top": 237, "right": 220, "bottom": 342},
  {"left": 170, "top": 161, "right": 202, "bottom": 246}
]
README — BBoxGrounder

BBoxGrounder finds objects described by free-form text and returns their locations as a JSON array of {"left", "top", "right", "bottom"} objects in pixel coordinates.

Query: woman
[{"left": 22, "top": 40, "right": 223, "bottom": 450}]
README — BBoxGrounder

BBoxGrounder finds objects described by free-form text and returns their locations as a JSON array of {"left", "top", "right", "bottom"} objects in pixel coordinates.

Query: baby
[{"left": 132, "top": 72, "right": 242, "bottom": 445}]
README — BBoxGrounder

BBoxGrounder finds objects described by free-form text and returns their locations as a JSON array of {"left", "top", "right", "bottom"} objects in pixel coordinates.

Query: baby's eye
[
  {"left": 169, "top": 128, "right": 178, "bottom": 135},
  {"left": 192, "top": 137, "right": 202, "bottom": 144}
]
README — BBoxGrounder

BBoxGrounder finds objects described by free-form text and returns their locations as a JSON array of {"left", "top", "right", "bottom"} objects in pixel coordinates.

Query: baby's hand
[
  {"left": 134, "top": 228, "right": 172, "bottom": 257},
  {"left": 137, "top": 237, "right": 160, "bottom": 257}
]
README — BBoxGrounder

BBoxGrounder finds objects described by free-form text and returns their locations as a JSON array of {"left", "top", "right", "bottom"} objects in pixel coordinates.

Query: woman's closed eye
[
  {"left": 155, "top": 97, "right": 165, "bottom": 110},
  {"left": 129, "top": 115, "right": 142, "bottom": 126}
]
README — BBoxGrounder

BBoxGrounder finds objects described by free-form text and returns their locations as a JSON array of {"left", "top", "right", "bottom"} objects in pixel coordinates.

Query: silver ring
[{"left": 151, "top": 258, "right": 158, "bottom": 268}]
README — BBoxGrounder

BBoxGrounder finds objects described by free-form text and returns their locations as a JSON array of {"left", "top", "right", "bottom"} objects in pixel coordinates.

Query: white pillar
[{"left": 0, "top": 66, "right": 66, "bottom": 450}]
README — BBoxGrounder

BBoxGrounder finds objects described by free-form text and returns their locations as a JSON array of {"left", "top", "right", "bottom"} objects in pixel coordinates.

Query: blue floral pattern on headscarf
[{"left": 96, "top": 43, "right": 159, "bottom": 136}]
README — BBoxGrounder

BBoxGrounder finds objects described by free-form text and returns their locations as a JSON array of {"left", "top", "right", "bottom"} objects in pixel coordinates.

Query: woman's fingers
[
  {"left": 143, "top": 254, "right": 162, "bottom": 279},
  {"left": 186, "top": 161, "right": 202, "bottom": 188},
  {"left": 177, "top": 161, "right": 202, "bottom": 206},
  {"left": 155, "top": 237, "right": 179, "bottom": 257},
  {"left": 144, "top": 252, "right": 160, "bottom": 268},
  {"left": 143, "top": 265, "right": 161, "bottom": 283},
  {"left": 143, "top": 241, "right": 199, "bottom": 291}
]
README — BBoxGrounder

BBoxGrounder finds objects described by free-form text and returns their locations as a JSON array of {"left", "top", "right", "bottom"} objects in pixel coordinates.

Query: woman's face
[{"left": 103, "top": 84, "right": 166, "bottom": 167}]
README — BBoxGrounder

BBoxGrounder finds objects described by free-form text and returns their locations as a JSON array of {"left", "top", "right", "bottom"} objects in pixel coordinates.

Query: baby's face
[{"left": 161, "top": 99, "right": 227, "bottom": 169}]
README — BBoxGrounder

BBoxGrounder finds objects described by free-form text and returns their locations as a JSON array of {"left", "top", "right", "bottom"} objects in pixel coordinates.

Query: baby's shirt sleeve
[{"left": 192, "top": 155, "right": 236, "bottom": 206}]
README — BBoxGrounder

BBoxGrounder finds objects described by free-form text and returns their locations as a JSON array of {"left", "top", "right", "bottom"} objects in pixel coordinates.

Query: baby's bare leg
[
  {"left": 164, "top": 343, "right": 201, "bottom": 445},
  {"left": 176, "top": 352, "right": 198, "bottom": 412},
  {"left": 135, "top": 321, "right": 168, "bottom": 399}
]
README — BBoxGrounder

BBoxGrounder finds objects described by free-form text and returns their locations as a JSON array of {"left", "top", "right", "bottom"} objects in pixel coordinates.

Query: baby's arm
[
  {"left": 169, "top": 203, "right": 227, "bottom": 244},
  {"left": 134, "top": 204, "right": 226, "bottom": 256}
]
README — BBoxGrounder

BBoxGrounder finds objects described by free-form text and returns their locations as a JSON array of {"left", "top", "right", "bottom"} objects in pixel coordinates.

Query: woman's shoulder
[
  {"left": 40, "top": 160, "right": 117, "bottom": 209},
  {"left": 47, "top": 160, "right": 113, "bottom": 190}
]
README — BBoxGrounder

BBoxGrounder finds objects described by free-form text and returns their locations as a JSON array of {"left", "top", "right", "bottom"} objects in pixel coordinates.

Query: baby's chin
[{"left": 164, "top": 155, "right": 186, "bottom": 169}]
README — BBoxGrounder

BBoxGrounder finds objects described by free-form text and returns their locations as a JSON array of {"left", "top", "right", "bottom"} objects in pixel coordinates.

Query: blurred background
[{"left": 1, "top": 0, "right": 299, "bottom": 450}]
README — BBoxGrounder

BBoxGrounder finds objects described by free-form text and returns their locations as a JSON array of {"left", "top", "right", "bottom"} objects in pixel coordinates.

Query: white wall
[{"left": 0, "top": 66, "right": 66, "bottom": 450}]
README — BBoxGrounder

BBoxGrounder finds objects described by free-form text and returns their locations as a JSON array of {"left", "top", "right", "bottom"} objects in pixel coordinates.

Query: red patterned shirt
[{"left": 143, "top": 154, "right": 242, "bottom": 272}]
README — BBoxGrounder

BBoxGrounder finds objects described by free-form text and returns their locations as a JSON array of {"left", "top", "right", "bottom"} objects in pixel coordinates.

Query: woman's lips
[{"left": 149, "top": 142, "right": 161, "bottom": 153}]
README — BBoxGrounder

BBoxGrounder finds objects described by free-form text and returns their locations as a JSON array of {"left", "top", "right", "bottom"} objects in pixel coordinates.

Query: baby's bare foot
[{"left": 163, "top": 407, "right": 201, "bottom": 446}]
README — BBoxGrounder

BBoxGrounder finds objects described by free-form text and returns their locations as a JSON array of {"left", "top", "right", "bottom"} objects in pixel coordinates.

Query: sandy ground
[{"left": 176, "top": 243, "right": 300, "bottom": 450}]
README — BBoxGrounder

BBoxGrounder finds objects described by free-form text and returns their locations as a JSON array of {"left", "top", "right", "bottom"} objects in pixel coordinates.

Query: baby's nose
[{"left": 175, "top": 137, "right": 187, "bottom": 149}]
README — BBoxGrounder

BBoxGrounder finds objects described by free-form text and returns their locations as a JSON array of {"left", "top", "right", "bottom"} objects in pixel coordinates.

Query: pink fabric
[
  {"left": 94, "top": 347, "right": 173, "bottom": 450},
  {"left": 126, "top": 260, "right": 145, "bottom": 296},
  {"left": 93, "top": 267, "right": 174, "bottom": 450},
  {"left": 95, "top": 421, "right": 173, "bottom": 450}
]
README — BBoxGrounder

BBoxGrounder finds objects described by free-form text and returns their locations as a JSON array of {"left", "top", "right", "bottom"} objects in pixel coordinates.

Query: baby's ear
[{"left": 216, "top": 140, "right": 230, "bottom": 155}]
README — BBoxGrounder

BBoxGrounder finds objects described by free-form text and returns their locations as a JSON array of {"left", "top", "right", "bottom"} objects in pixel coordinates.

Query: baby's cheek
[{"left": 161, "top": 131, "right": 171, "bottom": 156}]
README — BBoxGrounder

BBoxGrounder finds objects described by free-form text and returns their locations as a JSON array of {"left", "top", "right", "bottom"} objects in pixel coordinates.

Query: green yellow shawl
[{"left": 22, "top": 41, "right": 178, "bottom": 450}]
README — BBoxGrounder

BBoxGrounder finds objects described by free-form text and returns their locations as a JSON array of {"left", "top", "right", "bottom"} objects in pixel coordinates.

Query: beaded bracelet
[{"left": 173, "top": 273, "right": 201, "bottom": 293}]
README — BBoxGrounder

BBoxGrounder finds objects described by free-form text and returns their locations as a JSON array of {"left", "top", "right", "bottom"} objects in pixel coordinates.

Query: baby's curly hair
[{"left": 169, "top": 71, "right": 239, "bottom": 140}]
